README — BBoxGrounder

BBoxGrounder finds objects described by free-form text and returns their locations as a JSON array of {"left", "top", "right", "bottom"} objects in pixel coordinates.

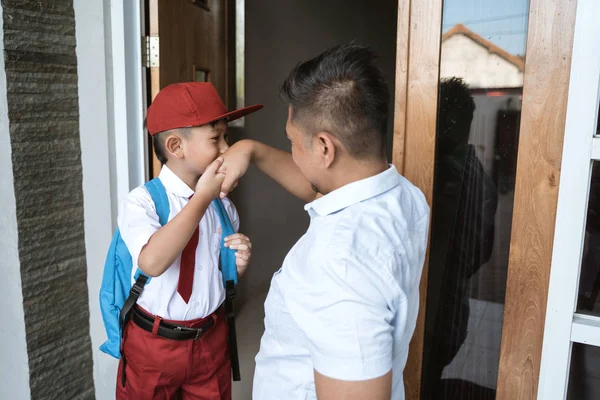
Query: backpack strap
[
  {"left": 122, "top": 178, "right": 169, "bottom": 297},
  {"left": 212, "top": 198, "right": 238, "bottom": 285},
  {"left": 145, "top": 178, "right": 170, "bottom": 225},
  {"left": 119, "top": 274, "right": 148, "bottom": 327},
  {"left": 212, "top": 197, "right": 241, "bottom": 381},
  {"left": 224, "top": 279, "right": 240, "bottom": 381}
]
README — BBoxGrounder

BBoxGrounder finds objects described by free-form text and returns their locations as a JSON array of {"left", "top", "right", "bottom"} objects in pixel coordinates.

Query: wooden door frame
[
  {"left": 392, "top": 0, "right": 442, "bottom": 398},
  {"left": 393, "top": 0, "right": 577, "bottom": 398},
  {"left": 148, "top": 0, "right": 161, "bottom": 178}
]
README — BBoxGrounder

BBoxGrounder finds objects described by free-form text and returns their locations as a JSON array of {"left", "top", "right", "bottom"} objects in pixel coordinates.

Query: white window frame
[
  {"left": 107, "top": 0, "right": 146, "bottom": 211},
  {"left": 538, "top": 0, "right": 600, "bottom": 398},
  {"left": 75, "top": 2, "right": 145, "bottom": 398}
]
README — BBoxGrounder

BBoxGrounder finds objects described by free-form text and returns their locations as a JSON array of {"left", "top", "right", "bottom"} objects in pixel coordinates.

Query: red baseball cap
[{"left": 147, "top": 82, "right": 263, "bottom": 135}]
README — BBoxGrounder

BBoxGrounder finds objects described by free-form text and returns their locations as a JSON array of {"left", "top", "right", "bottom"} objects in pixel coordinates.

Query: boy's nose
[{"left": 220, "top": 141, "right": 229, "bottom": 154}]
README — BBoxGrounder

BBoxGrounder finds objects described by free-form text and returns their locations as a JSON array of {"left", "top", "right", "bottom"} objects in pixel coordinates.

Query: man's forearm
[{"left": 248, "top": 140, "right": 317, "bottom": 203}]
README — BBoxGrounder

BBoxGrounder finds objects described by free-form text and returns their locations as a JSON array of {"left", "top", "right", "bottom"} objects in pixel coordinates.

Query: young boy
[{"left": 116, "top": 82, "right": 262, "bottom": 399}]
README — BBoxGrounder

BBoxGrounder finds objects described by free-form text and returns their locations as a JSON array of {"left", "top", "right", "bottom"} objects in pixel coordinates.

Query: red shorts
[{"left": 116, "top": 306, "right": 231, "bottom": 400}]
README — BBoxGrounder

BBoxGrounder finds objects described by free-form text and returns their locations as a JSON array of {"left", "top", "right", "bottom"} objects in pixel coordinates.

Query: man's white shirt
[{"left": 253, "top": 166, "right": 429, "bottom": 400}]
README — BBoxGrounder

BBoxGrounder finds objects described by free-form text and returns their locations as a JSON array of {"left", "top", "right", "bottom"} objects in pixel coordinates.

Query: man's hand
[
  {"left": 195, "top": 157, "right": 227, "bottom": 199},
  {"left": 219, "top": 141, "right": 253, "bottom": 198},
  {"left": 224, "top": 233, "right": 252, "bottom": 277}
]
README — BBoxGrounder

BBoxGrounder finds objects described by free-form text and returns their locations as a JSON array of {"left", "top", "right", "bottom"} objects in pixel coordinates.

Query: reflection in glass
[
  {"left": 576, "top": 162, "right": 600, "bottom": 314},
  {"left": 567, "top": 343, "right": 600, "bottom": 399},
  {"left": 421, "top": 1, "right": 529, "bottom": 399}
]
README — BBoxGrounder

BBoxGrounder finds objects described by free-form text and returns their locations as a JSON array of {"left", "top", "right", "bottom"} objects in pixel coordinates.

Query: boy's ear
[{"left": 165, "top": 134, "right": 184, "bottom": 159}]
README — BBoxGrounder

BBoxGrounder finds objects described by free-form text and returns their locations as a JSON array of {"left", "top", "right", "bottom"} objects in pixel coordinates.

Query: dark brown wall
[{"left": 233, "top": 0, "right": 398, "bottom": 306}]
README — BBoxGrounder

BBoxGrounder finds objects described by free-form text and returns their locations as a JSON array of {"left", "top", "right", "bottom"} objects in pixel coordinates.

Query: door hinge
[{"left": 142, "top": 36, "right": 159, "bottom": 68}]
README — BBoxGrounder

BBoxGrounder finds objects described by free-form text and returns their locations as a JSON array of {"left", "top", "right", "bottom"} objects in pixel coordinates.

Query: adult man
[{"left": 221, "top": 44, "right": 429, "bottom": 399}]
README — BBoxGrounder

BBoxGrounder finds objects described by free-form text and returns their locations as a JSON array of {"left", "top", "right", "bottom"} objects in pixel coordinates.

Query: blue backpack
[{"left": 99, "top": 178, "right": 239, "bottom": 360}]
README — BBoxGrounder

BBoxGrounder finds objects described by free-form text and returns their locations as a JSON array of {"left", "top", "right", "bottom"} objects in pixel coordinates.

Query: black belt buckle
[{"left": 174, "top": 325, "right": 203, "bottom": 340}]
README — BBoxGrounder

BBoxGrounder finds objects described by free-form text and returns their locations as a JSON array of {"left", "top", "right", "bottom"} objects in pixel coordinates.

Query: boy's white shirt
[{"left": 118, "top": 165, "right": 240, "bottom": 321}]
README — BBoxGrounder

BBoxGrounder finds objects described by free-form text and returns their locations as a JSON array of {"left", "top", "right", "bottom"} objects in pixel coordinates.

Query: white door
[{"left": 538, "top": 1, "right": 600, "bottom": 399}]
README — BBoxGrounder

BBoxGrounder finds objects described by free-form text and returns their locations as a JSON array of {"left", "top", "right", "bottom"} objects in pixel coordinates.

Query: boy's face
[{"left": 181, "top": 119, "right": 229, "bottom": 174}]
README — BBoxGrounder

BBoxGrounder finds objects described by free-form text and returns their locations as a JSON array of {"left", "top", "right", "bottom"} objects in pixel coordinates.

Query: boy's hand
[
  {"left": 195, "top": 157, "right": 226, "bottom": 200},
  {"left": 224, "top": 233, "right": 252, "bottom": 277},
  {"left": 219, "top": 140, "right": 254, "bottom": 198}
]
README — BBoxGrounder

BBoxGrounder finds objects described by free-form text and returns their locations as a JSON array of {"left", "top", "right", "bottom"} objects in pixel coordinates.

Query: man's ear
[
  {"left": 165, "top": 134, "right": 184, "bottom": 159},
  {"left": 315, "top": 132, "right": 338, "bottom": 168}
]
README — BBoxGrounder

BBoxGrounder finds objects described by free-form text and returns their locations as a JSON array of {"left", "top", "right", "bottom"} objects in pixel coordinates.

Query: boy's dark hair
[{"left": 280, "top": 44, "right": 389, "bottom": 159}]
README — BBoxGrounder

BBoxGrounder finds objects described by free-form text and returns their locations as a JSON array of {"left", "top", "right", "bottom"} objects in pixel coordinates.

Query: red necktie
[{"left": 178, "top": 198, "right": 198, "bottom": 303}]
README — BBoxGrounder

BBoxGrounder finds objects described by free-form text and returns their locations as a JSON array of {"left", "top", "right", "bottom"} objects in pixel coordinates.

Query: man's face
[{"left": 286, "top": 108, "right": 321, "bottom": 193}]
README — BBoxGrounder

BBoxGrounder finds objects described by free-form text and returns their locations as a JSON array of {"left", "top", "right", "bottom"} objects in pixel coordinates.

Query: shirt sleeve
[
  {"left": 117, "top": 186, "right": 162, "bottom": 268},
  {"left": 284, "top": 250, "right": 401, "bottom": 381},
  {"left": 222, "top": 197, "right": 240, "bottom": 233}
]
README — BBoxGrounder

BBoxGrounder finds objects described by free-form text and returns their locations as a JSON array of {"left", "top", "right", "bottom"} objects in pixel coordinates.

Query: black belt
[{"left": 131, "top": 306, "right": 216, "bottom": 340}]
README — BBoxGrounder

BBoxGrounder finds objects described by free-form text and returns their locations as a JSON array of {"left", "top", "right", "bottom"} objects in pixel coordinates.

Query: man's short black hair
[{"left": 280, "top": 44, "right": 389, "bottom": 159}]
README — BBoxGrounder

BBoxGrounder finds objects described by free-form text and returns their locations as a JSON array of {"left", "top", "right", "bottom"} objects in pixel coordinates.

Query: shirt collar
[
  {"left": 158, "top": 165, "right": 195, "bottom": 198},
  {"left": 304, "top": 165, "right": 402, "bottom": 217}
]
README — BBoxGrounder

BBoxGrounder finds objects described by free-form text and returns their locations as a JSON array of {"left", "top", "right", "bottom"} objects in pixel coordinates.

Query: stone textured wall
[{"left": 2, "top": 0, "right": 94, "bottom": 398}]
